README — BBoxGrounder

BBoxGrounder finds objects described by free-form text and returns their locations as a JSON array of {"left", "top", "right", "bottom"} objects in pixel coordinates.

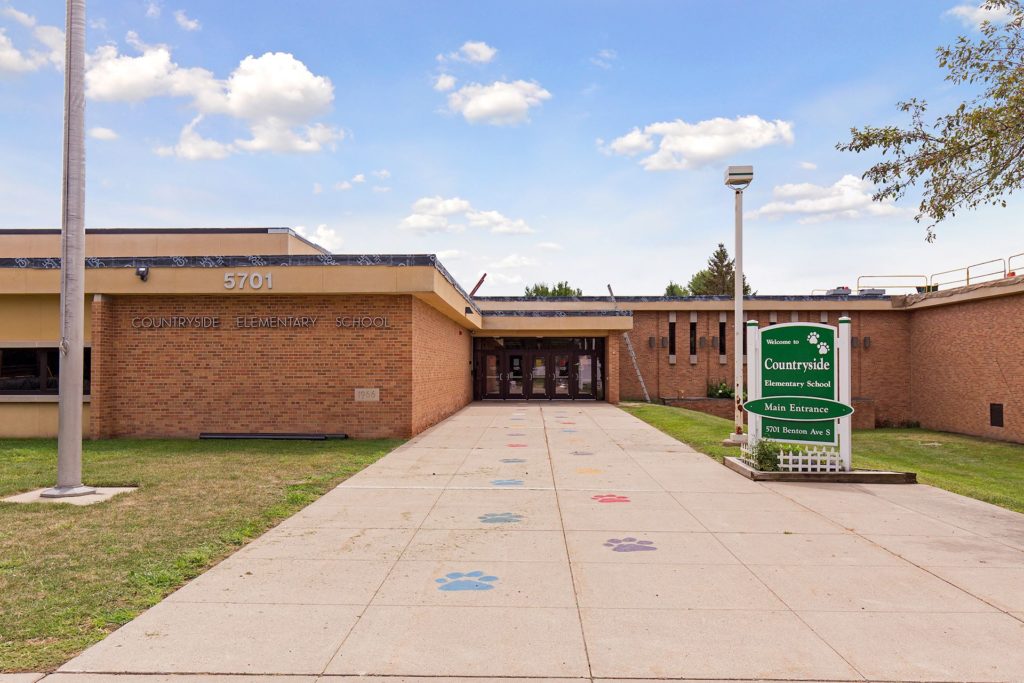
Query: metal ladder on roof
[{"left": 607, "top": 284, "right": 651, "bottom": 403}]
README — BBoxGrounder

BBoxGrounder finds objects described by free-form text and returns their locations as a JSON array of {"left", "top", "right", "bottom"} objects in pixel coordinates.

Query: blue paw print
[
  {"left": 491, "top": 479, "right": 524, "bottom": 486},
  {"left": 436, "top": 571, "right": 499, "bottom": 591},
  {"left": 500, "top": 458, "right": 527, "bottom": 463},
  {"left": 479, "top": 512, "right": 524, "bottom": 524}
]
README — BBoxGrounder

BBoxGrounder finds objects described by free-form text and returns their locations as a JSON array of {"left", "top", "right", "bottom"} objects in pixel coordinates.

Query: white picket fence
[{"left": 741, "top": 442, "right": 846, "bottom": 473}]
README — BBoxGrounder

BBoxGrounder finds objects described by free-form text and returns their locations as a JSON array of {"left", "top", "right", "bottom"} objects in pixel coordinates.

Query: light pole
[
  {"left": 42, "top": 0, "right": 94, "bottom": 498},
  {"left": 724, "top": 165, "right": 753, "bottom": 444}
]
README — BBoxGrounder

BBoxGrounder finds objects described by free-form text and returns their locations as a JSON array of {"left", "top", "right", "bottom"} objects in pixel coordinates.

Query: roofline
[
  {"left": 473, "top": 294, "right": 890, "bottom": 303},
  {"left": 0, "top": 227, "right": 330, "bottom": 254}
]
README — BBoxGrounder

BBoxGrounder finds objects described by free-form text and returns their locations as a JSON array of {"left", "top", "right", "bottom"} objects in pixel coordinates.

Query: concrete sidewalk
[{"left": 48, "top": 402, "right": 1024, "bottom": 681}]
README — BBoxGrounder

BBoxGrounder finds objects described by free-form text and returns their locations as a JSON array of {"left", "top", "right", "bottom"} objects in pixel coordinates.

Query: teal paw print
[
  {"left": 479, "top": 512, "right": 523, "bottom": 524},
  {"left": 435, "top": 571, "right": 499, "bottom": 591}
]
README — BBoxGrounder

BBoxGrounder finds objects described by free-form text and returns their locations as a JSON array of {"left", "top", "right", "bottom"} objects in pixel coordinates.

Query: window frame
[{"left": 0, "top": 346, "right": 91, "bottom": 396}]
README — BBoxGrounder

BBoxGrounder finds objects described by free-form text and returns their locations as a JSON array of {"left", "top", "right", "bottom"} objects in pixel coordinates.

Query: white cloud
[
  {"left": 447, "top": 80, "right": 551, "bottom": 125},
  {"left": 603, "top": 115, "right": 794, "bottom": 171},
  {"left": 486, "top": 272, "right": 524, "bottom": 286},
  {"left": 400, "top": 196, "right": 533, "bottom": 235},
  {"left": 145, "top": 2, "right": 161, "bottom": 19},
  {"left": 748, "top": 174, "right": 907, "bottom": 224},
  {"left": 154, "top": 115, "right": 233, "bottom": 160},
  {"left": 799, "top": 161, "right": 817, "bottom": 170},
  {"left": 0, "top": 29, "right": 39, "bottom": 72},
  {"left": 489, "top": 254, "right": 537, "bottom": 269},
  {"left": 590, "top": 48, "right": 617, "bottom": 69},
  {"left": 466, "top": 209, "right": 533, "bottom": 234},
  {"left": 295, "top": 223, "right": 343, "bottom": 252},
  {"left": 86, "top": 38, "right": 342, "bottom": 158},
  {"left": 372, "top": 185, "right": 391, "bottom": 193},
  {"left": 600, "top": 127, "right": 652, "bottom": 156},
  {"left": 440, "top": 40, "right": 497, "bottom": 64},
  {"left": 351, "top": 173, "right": 365, "bottom": 183},
  {"left": 411, "top": 195, "right": 472, "bottom": 216},
  {"left": 334, "top": 180, "right": 352, "bottom": 191},
  {"left": 435, "top": 249, "right": 463, "bottom": 261},
  {"left": 1, "top": 7, "right": 35, "bottom": 27},
  {"left": 0, "top": 6, "right": 64, "bottom": 74},
  {"left": 536, "top": 241, "right": 562, "bottom": 251},
  {"left": 88, "top": 126, "right": 119, "bottom": 140},
  {"left": 313, "top": 182, "right": 323, "bottom": 194},
  {"left": 433, "top": 73, "right": 456, "bottom": 92},
  {"left": 944, "top": 3, "right": 1013, "bottom": 28},
  {"left": 173, "top": 9, "right": 200, "bottom": 31},
  {"left": 372, "top": 168, "right": 390, "bottom": 179}
]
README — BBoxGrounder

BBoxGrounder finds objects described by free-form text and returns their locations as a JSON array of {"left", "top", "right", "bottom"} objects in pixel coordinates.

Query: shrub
[
  {"left": 707, "top": 380, "right": 733, "bottom": 399},
  {"left": 751, "top": 438, "right": 780, "bottom": 472}
]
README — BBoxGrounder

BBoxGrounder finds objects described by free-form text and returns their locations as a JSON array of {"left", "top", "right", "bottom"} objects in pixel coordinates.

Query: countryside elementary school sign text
[{"left": 130, "top": 315, "right": 391, "bottom": 329}]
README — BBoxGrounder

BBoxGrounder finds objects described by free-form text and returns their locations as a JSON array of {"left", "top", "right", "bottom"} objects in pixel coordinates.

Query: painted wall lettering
[{"left": 336, "top": 316, "right": 389, "bottom": 328}]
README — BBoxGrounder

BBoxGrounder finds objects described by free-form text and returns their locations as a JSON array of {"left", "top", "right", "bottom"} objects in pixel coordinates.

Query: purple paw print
[{"left": 604, "top": 537, "right": 657, "bottom": 552}]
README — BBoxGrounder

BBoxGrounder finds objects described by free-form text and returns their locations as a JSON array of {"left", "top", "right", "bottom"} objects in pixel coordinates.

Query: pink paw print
[{"left": 592, "top": 494, "right": 631, "bottom": 503}]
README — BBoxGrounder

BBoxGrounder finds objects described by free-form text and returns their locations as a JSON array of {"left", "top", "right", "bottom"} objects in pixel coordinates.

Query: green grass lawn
[
  {"left": 621, "top": 402, "right": 1024, "bottom": 514},
  {"left": 0, "top": 437, "right": 401, "bottom": 672}
]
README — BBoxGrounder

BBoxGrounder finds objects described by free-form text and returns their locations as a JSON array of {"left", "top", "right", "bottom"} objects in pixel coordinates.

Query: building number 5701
[{"left": 223, "top": 272, "right": 274, "bottom": 290}]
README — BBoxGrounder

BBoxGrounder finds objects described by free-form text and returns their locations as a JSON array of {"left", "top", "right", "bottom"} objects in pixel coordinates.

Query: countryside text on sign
[{"left": 758, "top": 324, "right": 838, "bottom": 445}]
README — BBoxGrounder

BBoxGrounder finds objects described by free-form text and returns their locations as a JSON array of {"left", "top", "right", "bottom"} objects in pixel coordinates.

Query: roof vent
[{"left": 826, "top": 286, "right": 852, "bottom": 295}]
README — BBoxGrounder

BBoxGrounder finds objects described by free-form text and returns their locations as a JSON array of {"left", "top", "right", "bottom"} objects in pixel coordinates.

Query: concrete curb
[{"left": 724, "top": 456, "right": 917, "bottom": 484}]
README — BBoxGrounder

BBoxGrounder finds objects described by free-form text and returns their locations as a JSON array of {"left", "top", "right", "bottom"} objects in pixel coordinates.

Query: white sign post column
[
  {"left": 838, "top": 316, "right": 852, "bottom": 471},
  {"left": 745, "top": 319, "right": 760, "bottom": 444}
]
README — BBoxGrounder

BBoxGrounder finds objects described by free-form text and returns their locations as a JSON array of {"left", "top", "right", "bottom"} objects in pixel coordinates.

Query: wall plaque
[{"left": 354, "top": 388, "right": 380, "bottom": 402}]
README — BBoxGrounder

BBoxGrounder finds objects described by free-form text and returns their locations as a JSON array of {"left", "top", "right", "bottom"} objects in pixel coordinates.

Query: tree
[
  {"left": 684, "top": 243, "right": 752, "bottom": 296},
  {"left": 664, "top": 280, "right": 688, "bottom": 296},
  {"left": 838, "top": 0, "right": 1024, "bottom": 241},
  {"left": 523, "top": 281, "right": 583, "bottom": 297}
]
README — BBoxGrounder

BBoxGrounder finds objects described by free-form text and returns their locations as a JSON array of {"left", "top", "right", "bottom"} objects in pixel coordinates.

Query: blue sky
[{"left": 1, "top": 0, "right": 1021, "bottom": 294}]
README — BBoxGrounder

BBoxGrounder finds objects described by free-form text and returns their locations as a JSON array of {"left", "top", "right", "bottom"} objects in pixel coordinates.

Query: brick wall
[
  {"left": 910, "top": 296, "right": 1024, "bottom": 443},
  {"left": 621, "top": 309, "right": 913, "bottom": 428},
  {"left": 410, "top": 298, "right": 473, "bottom": 433},
  {"left": 91, "top": 294, "right": 418, "bottom": 439}
]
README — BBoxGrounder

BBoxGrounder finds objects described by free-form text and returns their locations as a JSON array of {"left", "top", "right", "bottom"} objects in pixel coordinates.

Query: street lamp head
[{"left": 724, "top": 165, "right": 753, "bottom": 190}]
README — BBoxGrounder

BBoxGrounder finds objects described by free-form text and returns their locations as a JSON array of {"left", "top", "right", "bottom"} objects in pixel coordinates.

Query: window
[
  {"left": 668, "top": 321, "right": 676, "bottom": 356},
  {"left": 991, "top": 403, "right": 1004, "bottom": 428},
  {"left": 688, "top": 321, "right": 697, "bottom": 355},
  {"left": 0, "top": 347, "right": 91, "bottom": 395},
  {"left": 718, "top": 321, "right": 727, "bottom": 354}
]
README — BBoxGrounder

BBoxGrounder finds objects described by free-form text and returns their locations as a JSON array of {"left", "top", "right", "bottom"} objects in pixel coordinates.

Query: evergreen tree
[
  {"left": 524, "top": 281, "right": 583, "bottom": 297},
  {"left": 685, "top": 243, "right": 752, "bottom": 295},
  {"left": 664, "top": 281, "right": 688, "bottom": 296}
]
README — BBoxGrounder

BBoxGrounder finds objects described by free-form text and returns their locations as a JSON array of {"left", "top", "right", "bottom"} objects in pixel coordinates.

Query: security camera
[{"left": 724, "top": 165, "right": 754, "bottom": 189}]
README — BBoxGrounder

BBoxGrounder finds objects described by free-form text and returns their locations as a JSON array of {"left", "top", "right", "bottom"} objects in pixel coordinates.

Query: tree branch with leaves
[{"left": 838, "top": 0, "right": 1024, "bottom": 241}]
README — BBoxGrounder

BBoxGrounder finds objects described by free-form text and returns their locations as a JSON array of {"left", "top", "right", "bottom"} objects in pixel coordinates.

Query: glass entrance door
[
  {"left": 482, "top": 352, "right": 502, "bottom": 399},
  {"left": 553, "top": 353, "right": 571, "bottom": 397},
  {"left": 575, "top": 352, "right": 597, "bottom": 399},
  {"left": 528, "top": 353, "right": 549, "bottom": 399},
  {"left": 506, "top": 353, "right": 526, "bottom": 399}
]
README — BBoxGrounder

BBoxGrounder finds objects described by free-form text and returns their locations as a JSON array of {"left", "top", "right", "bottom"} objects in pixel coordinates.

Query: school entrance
[{"left": 473, "top": 337, "right": 606, "bottom": 401}]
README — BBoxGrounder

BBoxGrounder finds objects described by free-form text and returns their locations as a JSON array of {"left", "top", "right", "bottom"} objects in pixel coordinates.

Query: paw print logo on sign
[
  {"left": 817, "top": 342, "right": 830, "bottom": 355},
  {"left": 435, "top": 571, "right": 499, "bottom": 591},
  {"left": 604, "top": 537, "right": 657, "bottom": 552},
  {"left": 807, "top": 331, "right": 820, "bottom": 345}
]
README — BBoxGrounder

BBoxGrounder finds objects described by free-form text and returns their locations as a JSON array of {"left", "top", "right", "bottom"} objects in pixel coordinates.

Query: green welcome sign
[{"left": 745, "top": 321, "right": 854, "bottom": 449}]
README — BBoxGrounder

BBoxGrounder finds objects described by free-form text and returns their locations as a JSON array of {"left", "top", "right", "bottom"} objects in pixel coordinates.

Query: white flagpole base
[{"left": 39, "top": 485, "right": 97, "bottom": 498}]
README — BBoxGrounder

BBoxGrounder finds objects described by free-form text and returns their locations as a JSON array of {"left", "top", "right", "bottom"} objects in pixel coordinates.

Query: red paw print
[
  {"left": 506, "top": 443, "right": 528, "bottom": 448},
  {"left": 592, "top": 494, "right": 631, "bottom": 503}
]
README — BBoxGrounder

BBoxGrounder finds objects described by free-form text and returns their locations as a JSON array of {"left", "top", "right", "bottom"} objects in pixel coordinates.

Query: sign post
[{"left": 743, "top": 318, "right": 853, "bottom": 471}]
